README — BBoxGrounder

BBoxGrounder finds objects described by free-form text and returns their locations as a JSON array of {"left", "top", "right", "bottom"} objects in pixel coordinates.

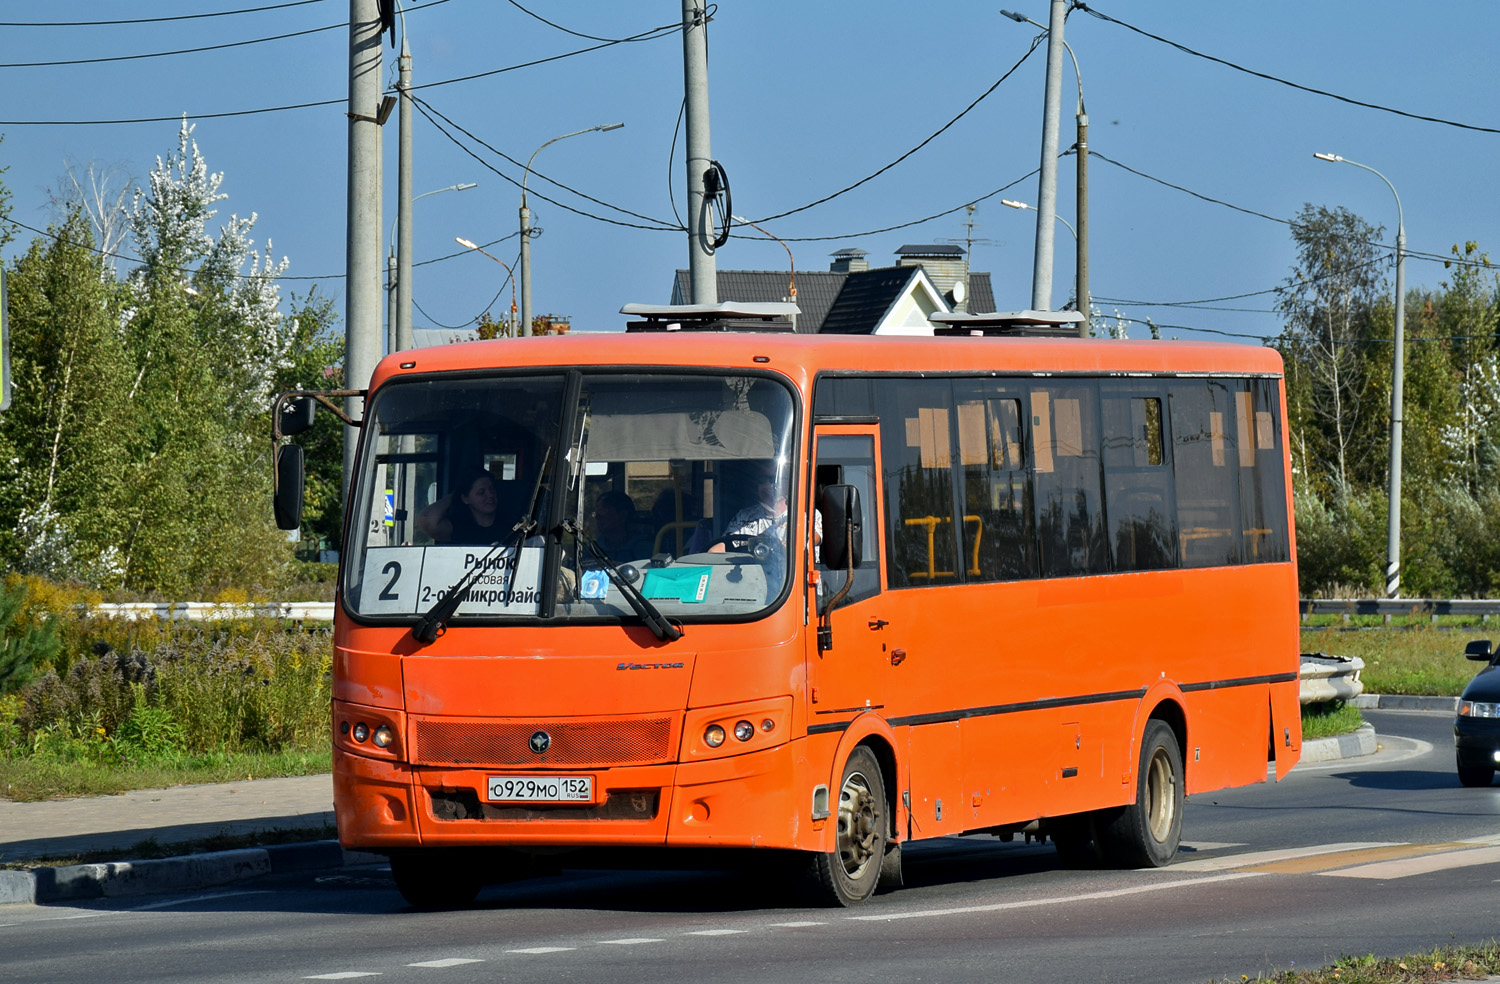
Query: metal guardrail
[
  {"left": 1301, "top": 598, "right": 1500, "bottom": 622},
  {"left": 83, "top": 601, "right": 334, "bottom": 622}
]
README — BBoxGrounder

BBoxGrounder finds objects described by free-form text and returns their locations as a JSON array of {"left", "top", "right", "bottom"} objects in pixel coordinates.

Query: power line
[
  {"left": 750, "top": 35, "right": 1045, "bottom": 224},
  {"left": 769, "top": 170, "right": 1039, "bottom": 243},
  {"left": 406, "top": 20, "right": 681, "bottom": 93},
  {"left": 1078, "top": 3, "right": 1500, "bottom": 136},
  {"left": 411, "top": 97, "right": 683, "bottom": 232},
  {"left": 504, "top": 0, "right": 712, "bottom": 44},
  {"left": 0, "top": 22, "right": 342, "bottom": 69},
  {"left": 1086, "top": 151, "right": 1290, "bottom": 227},
  {"left": 0, "top": 0, "right": 328, "bottom": 28}
]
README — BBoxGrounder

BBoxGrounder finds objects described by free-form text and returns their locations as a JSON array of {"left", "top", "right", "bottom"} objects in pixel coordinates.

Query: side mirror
[
  {"left": 279, "top": 397, "right": 316, "bottom": 437},
  {"left": 1465, "top": 639, "right": 1493, "bottom": 662},
  {"left": 820, "top": 484, "right": 863, "bottom": 570},
  {"left": 274, "top": 444, "right": 305, "bottom": 531}
]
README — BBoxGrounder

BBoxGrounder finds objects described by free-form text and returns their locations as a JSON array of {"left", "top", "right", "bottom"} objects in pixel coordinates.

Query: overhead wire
[
  {"left": 1077, "top": 3, "right": 1500, "bottom": 136},
  {"left": 0, "top": 23, "right": 343, "bottom": 69},
  {"left": 0, "top": 0, "right": 329, "bottom": 28},
  {"left": 748, "top": 34, "right": 1046, "bottom": 224}
]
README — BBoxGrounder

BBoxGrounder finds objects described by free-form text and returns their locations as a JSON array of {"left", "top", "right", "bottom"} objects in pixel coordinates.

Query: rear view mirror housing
[
  {"left": 820, "top": 484, "right": 862, "bottom": 570},
  {"left": 274, "top": 444, "right": 305, "bottom": 531},
  {"left": 1465, "top": 639, "right": 1494, "bottom": 662},
  {"left": 279, "top": 397, "right": 316, "bottom": 437}
]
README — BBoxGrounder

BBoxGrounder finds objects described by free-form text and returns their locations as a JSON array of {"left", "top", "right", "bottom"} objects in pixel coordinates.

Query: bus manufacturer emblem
[{"left": 529, "top": 731, "right": 551, "bottom": 754}]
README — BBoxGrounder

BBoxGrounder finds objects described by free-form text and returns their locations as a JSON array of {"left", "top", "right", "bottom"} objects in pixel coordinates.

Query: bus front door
[{"left": 808, "top": 428, "right": 901, "bottom": 775}]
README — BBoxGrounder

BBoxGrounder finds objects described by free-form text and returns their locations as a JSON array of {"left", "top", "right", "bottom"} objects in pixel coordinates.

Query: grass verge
[
  {"left": 1302, "top": 624, "right": 1486, "bottom": 696},
  {"left": 1300, "top": 701, "right": 1364, "bottom": 741},
  {"left": 1212, "top": 942, "right": 1500, "bottom": 984},
  {"left": 0, "top": 746, "right": 330, "bottom": 802}
]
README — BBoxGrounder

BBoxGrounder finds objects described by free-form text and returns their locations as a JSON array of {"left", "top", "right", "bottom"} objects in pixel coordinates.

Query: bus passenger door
[{"left": 809, "top": 429, "right": 895, "bottom": 739}]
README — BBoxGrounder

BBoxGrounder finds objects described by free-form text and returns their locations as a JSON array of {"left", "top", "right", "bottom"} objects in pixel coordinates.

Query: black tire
[
  {"left": 807, "top": 746, "right": 889, "bottom": 906},
  {"left": 389, "top": 850, "right": 485, "bottom": 909},
  {"left": 1101, "top": 719, "right": 1184, "bottom": 868},
  {"left": 1458, "top": 761, "right": 1495, "bottom": 787}
]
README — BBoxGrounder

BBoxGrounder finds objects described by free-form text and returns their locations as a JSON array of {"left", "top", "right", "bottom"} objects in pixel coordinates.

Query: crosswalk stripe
[
  {"left": 1238, "top": 842, "right": 1474, "bottom": 875},
  {"left": 1168, "top": 842, "right": 1399, "bottom": 873}
]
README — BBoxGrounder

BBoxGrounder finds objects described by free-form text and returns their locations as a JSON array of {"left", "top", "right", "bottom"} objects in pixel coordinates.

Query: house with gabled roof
[{"left": 669, "top": 244, "right": 997, "bottom": 334}]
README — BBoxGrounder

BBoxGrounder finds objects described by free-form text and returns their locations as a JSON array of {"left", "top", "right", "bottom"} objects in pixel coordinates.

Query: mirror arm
[
  {"left": 817, "top": 516, "right": 857, "bottom": 651},
  {"left": 270, "top": 388, "right": 366, "bottom": 491}
]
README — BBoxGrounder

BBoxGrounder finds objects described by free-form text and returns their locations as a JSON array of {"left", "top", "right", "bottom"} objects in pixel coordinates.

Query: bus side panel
[
  {"left": 1181, "top": 687, "right": 1270, "bottom": 795},
  {"left": 1270, "top": 677, "right": 1302, "bottom": 780},
  {"left": 334, "top": 645, "right": 405, "bottom": 708}
]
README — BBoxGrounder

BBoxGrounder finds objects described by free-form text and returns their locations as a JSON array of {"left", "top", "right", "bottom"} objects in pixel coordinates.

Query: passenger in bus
[
  {"left": 590, "top": 490, "right": 653, "bottom": 561},
  {"left": 416, "top": 467, "right": 504, "bottom": 545}
]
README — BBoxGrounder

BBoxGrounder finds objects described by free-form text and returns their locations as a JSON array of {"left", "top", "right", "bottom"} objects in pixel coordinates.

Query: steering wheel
[{"left": 713, "top": 533, "right": 775, "bottom": 560}]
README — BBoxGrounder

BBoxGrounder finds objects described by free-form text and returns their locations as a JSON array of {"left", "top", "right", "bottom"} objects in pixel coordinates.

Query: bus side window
[
  {"left": 955, "top": 385, "right": 1035, "bottom": 582},
  {"left": 876, "top": 379, "right": 960, "bottom": 588},
  {"left": 1169, "top": 380, "right": 1242, "bottom": 568},
  {"left": 815, "top": 435, "right": 880, "bottom": 607},
  {"left": 1101, "top": 385, "right": 1176, "bottom": 572},
  {"left": 1239, "top": 379, "right": 1290, "bottom": 563},
  {"left": 1030, "top": 382, "right": 1108, "bottom": 577}
]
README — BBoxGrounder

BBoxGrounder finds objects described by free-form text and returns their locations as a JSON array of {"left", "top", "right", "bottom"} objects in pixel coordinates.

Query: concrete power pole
[
  {"left": 1029, "top": 0, "right": 1068, "bottom": 312},
  {"left": 1075, "top": 107, "right": 1090, "bottom": 336},
  {"left": 681, "top": 0, "right": 717, "bottom": 304},
  {"left": 345, "top": 0, "right": 384, "bottom": 497},
  {"left": 396, "top": 32, "right": 414, "bottom": 353}
]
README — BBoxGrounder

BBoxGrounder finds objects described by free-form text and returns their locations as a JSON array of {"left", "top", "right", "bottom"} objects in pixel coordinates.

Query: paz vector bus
[{"left": 271, "top": 303, "right": 1301, "bottom": 907}]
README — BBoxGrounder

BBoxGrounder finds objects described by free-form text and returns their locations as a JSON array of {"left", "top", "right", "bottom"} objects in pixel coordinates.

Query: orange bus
[{"left": 272, "top": 307, "right": 1301, "bottom": 907}]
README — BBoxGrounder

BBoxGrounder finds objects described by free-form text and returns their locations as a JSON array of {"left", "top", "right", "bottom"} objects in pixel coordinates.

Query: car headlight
[{"left": 1459, "top": 700, "right": 1500, "bottom": 718}]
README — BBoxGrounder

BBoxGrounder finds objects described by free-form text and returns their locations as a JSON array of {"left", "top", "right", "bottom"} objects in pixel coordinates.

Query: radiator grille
[{"left": 412, "top": 716, "right": 674, "bottom": 767}]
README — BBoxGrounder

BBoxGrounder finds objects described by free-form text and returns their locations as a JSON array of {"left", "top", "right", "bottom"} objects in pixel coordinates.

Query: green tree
[
  {"left": 1276, "top": 204, "right": 1389, "bottom": 500},
  {"left": 0, "top": 211, "right": 134, "bottom": 583}
]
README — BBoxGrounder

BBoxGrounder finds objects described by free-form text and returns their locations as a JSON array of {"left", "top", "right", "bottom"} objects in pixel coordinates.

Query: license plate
[{"left": 486, "top": 775, "right": 593, "bottom": 802}]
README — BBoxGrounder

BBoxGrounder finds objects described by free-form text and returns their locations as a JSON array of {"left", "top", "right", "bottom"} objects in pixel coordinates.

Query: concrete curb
[
  {"left": 1299, "top": 722, "right": 1378, "bottom": 764},
  {"left": 0, "top": 840, "right": 371, "bottom": 906}
]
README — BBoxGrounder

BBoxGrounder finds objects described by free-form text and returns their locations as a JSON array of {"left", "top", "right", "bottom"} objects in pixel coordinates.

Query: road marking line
[
  {"left": 129, "top": 890, "right": 270, "bottom": 911},
  {"left": 507, "top": 947, "right": 575, "bottom": 954},
  {"left": 599, "top": 938, "right": 664, "bottom": 945},
  {"left": 1244, "top": 842, "right": 1473, "bottom": 875},
  {"left": 304, "top": 974, "right": 381, "bottom": 980},
  {"left": 1169, "top": 842, "right": 1400, "bottom": 872},
  {"left": 683, "top": 929, "right": 748, "bottom": 936},
  {"left": 769, "top": 921, "right": 826, "bottom": 928},
  {"left": 847, "top": 870, "right": 1262, "bottom": 921},
  {"left": 407, "top": 958, "right": 484, "bottom": 967},
  {"left": 1325, "top": 845, "right": 1500, "bottom": 880}
]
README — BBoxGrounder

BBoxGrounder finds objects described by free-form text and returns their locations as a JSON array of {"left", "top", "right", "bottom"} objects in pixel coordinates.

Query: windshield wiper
[
  {"left": 412, "top": 449, "right": 552, "bottom": 645},
  {"left": 564, "top": 519, "right": 683, "bottom": 642}
]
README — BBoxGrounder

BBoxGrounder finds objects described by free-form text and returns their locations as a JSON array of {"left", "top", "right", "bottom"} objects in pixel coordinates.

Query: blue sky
[{"left": 2, "top": 1, "right": 1497, "bottom": 345}]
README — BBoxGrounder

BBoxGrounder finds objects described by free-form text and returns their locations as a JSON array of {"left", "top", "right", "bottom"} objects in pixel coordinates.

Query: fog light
[
  {"left": 373, "top": 725, "right": 394, "bottom": 749},
  {"left": 734, "top": 720, "right": 754, "bottom": 742},
  {"left": 340, "top": 720, "right": 350, "bottom": 735},
  {"left": 1492, "top": 750, "right": 1500, "bottom": 764},
  {"left": 761, "top": 718, "right": 775, "bottom": 733},
  {"left": 352, "top": 722, "right": 369, "bottom": 743},
  {"left": 704, "top": 724, "right": 725, "bottom": 747}
]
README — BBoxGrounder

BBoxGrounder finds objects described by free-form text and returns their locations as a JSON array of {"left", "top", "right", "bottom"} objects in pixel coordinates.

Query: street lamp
[
  {"left": 456, "top": 237, "right": 519, "bottom": 338},
  {"left": 1003, "top": 199, "right": 1078, "bottom": 313},
  {"left": 386, "top": 182, "right": 477, "bottom": 353},
  {"left": 1314, "top": 151, "right": 1407, "bottom": 598},
  {"left": 519, "top": 122, "right": 624, "bottom": 337},
  {"left": 731, "top": 214, "right": 798, "bottom": 332},
  {"left": 1002, "top": 7, "right": 1088, "bottom": 336}
]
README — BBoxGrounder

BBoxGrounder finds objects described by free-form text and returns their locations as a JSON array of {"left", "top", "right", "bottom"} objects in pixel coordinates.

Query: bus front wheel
[
  {"left": 389, "top": 849, "right": 484, "bottom": 909},
  {"left": 1102, "top": 719, "right": 1184, "bottom": 868},
  {"left": 808, "top": 746, "right": 889, "bottom": 906}
]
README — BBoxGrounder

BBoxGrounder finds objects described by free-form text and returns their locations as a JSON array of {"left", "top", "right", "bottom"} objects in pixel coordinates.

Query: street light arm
[
  {"left": 391, "top": 182, "right": 478, "bottom": 256},
  {"left": 1000, "top": 10, "right": 1084, "bottom": 114},
  {"left": 522, "top": 123, "right": 625, "bottom": 205},
  {"left": 732, "top": 214, "right": 795, "bottom": 298},
  {"left": 1313, "top": 153, "right": 1404, "bottom": 240}
]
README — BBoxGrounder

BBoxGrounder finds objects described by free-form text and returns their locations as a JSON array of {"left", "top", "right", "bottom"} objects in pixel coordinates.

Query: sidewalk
[{"left": 0, "top": 710, "right": 1409, "bottom": 906}]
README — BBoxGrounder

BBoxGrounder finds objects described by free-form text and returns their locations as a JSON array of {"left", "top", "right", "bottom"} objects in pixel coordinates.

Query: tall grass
[{"left": 1301, "top": 624, "right": 1488, "bottom": 696}]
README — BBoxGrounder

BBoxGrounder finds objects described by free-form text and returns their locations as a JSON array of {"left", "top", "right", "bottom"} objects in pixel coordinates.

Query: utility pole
[
  {"left": 1075, "top": 100, "right": 1089, "bottom": 336},
  {"left": 681, "top": 0, "right": 717, "bottom": 304},
  {"left": 1030, "top": 0, "right": 1068, "bottom": 312},
  {"left": 345, "top": 0, "right": 384, "bottom": 497},
  {"left": 395, "top": 31, "right": 414, "bottom": 352}
]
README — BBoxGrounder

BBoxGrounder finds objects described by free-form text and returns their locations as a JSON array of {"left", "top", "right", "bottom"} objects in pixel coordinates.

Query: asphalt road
[{"left": 5, "top": 708, "right": 1497, "bottom": 984}]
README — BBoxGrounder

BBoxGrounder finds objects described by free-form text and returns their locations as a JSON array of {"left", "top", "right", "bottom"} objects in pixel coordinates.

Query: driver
[{"left": 709, "top": 461, "right": 819, "bottom": 552}]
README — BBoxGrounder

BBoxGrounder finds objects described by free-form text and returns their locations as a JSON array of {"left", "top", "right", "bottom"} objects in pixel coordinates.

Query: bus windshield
[{"left": 344, "top": 370, "right": 799, "bottom": 624}]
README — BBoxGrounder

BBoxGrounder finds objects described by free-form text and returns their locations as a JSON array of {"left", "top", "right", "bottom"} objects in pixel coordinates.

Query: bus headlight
[
  {"left": 352, "top": 722, "right": 370, "bottom": 743},
  {"left": 372, "top": 725, "right": 395, "bottom": 748},
  {"left": 734, "top": 720, "right": 755, "bottom": 742},
  {"left": 704, "top": 725, "right": 726, "bottom": 747}
]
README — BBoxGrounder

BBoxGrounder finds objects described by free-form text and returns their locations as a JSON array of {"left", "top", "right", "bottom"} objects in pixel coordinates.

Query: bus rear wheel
[
  {"left": 808, "top": 746, "right": 888, "bottom": 906},
  {"left": 389, "top": 849, "right": 485, "bottom": 909},
  {"left": 1101, "top": 719, "right": 1183, "bottom": 868}
]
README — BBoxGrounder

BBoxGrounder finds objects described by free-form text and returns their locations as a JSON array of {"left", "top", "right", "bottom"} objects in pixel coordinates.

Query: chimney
[
  {"left": 829, "top": 247, "right": 870, "bottom": 274},
  {"left": 893, "top": 244, "right": 968, "bottom": 309}
]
